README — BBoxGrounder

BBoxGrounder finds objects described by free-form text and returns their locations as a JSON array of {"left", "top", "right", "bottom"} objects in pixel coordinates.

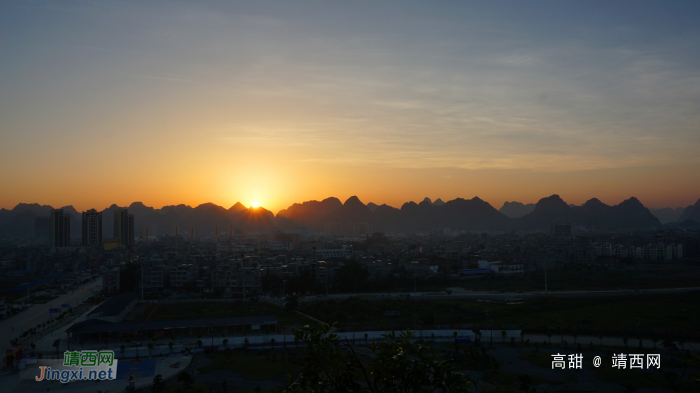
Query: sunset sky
[{"left": 1, "top": 1, "right": 699, "bottom": 213}]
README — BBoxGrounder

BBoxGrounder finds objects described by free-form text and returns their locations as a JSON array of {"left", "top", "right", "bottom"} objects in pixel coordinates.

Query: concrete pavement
[{"left": 0, "top": 279, "right": 101, "bottom": 348}]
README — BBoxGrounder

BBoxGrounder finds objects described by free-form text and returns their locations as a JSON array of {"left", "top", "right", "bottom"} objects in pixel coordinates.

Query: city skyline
[{"left": 2, "top": 1, "right": 699, "bottom": 212}]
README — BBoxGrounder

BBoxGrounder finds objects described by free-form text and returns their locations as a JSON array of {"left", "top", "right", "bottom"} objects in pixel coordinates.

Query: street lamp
[
  {"left": 280, "top": 319, "right": 286, "bottom": 349},
  {"left": 637, "top": 317, "right": 642, "bottom": 348},
  {"left": 485, "top": 310, "right": 493, "bottom": 344},
  {"left": 555, "top": 314, "right": 564, "bottom": 344},
  {"left": 137, "top": 325, "right": 143, "bottom": 358}
]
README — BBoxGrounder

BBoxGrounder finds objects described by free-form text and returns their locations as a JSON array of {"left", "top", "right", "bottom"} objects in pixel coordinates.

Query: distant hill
[
  {"left": 276, "top": 197, "right": 343, "bottom": 226},
  {"left": 0, "top": 193, "right": 674, "bottom": 239},
  {"left": 678, "top": 219, "right": 699, "bottom": 228},
  {"left": 0, "top": 210, "right": 39, "bottom": 238},
  {"left": 678, "top": 198, "right": 700, "bottom": 223},
  {"left": 322, "top": 196, "right": 374, "bottom": 225},
  {"left": 280, "top": 195, "right": 511, "bottom": 232},
  {"left": 0, "top": 203, "right": 53, "bottom": 227},
  {"left": 649, "top": 207, "right": 686, "bottom": 224},
  {"left": 513, "top": 195, "right": 661, "bottom": 230},
  {"left": 499, "top": 201, "right": 535, "bottom": 218}
]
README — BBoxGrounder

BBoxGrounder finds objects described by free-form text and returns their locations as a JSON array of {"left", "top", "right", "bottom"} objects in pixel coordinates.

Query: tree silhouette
[
  {"left": 151, "top": 374, "right": 165, "bottom": 393},
  {"left": 283, "top": 324, "right": 473, "bottom": 393},
  {"left": 6, "top": 353, "right": 15, "bottom": 370},
  {"left": 53, "top": 339, "right": 60, "bottom": 355},
  {"left": 177, "top": 371, "right": 193, "bottom": 389},
  {"left": 662, "top": 338, "right": 677, "bottom": 354}
]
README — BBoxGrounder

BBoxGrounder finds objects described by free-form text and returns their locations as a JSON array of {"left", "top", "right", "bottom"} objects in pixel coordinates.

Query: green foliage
[
  {"left": 687, "top": 354, "right": 700, "bottom": 384},
  {"left": 285, "top": 295, "right": 299, "bottom": 311},
  {"left": 177, "top": 371, "right": 193, "bottom": 388},
  {"left": 198, "top": 350, "right": 303, "bottom": 380},
  {"left": 283, "top": 324, "right": 472, "bottom": 393},
  {"left": 285, "top": 270, "right": 320, "bottom": 295}
]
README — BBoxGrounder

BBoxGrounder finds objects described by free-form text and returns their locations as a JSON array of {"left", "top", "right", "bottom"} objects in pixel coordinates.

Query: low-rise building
[
  {"left": 170, "top": 264, "right": 198, "bottom": 288},
  {"left": 314, "top": 245, "right": 353, "bottom": 259}
]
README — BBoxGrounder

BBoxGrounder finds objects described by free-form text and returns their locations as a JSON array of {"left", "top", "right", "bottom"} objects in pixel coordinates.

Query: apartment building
[{"left": 169, "top": 264, "right": 198, "bottom": 288}]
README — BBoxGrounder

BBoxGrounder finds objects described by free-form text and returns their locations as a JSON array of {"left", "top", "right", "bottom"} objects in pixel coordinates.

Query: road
[
  {"left": 295, "top": 286, "right": 700, "bottom": 303},
  {"left": 0, "top": 279, "right": 102, "bottom": 347}
]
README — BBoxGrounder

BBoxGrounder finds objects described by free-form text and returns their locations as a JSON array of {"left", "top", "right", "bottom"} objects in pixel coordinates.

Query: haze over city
[{"left": 2, "top": 1, "right": 700, "bottom": 213}]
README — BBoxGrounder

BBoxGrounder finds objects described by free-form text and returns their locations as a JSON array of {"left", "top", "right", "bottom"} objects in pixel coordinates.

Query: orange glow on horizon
[{"left": 1, "top": 161, "right": 700, "bottom": 214}]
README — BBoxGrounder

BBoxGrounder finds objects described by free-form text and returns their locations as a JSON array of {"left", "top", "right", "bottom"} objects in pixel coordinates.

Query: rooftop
[
  {"left": 86, "top": 292, "right": 138, "bottom": 317},
  {"left": 458, "top": 268, "right": 495, "bottom": 275}
]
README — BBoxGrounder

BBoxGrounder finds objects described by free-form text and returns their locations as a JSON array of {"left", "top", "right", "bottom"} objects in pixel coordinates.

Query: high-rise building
[
  {"left": 550, "top": 222, "right": 573, "bottom": 237},
  {"left": 188, "top": 225, "right": 197, "bottom": 239},
  {"left": 173, "top": 225, "right": 181, "bottom": 236},
  {"left": 346, "top": 222, "right": 372, "bottom": 237},
  {"left": 324, "top": 222, "right": 343, "bottom": 235},
  {"left": 142, "top": 226, "right": 151, "bottom": 239},
  {"left": 82, "top": 209, "right": 103, "bottom": 246},
  {"left": 113, "top": 208, "right": 134, "bottom": 247},
  {"left": 227, "top": 224, "right": 233, "bottom": 237},
  {"left": 212, "top": 225, "right": 219, "bottom": 238},
  {"left": 50, "top": 209, "right": 71, "bottom": 247}
]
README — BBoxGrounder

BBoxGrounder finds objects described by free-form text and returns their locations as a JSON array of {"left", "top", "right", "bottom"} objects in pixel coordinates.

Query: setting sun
[{"left": 252, "top": 202, "right": 260, "bottom": 208}]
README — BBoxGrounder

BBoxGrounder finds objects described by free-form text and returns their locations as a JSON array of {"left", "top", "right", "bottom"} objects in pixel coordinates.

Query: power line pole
[{"left": 141, "top": 261, "right": 144, "bottom": 300}]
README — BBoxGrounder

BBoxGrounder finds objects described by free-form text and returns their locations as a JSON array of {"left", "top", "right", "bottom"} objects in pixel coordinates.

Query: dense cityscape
[{"left": 1, "top": 195, "right": 699, "bottom": 392}]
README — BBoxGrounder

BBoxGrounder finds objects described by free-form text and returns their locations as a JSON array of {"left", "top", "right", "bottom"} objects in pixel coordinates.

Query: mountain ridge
[{"left": 0, "top": 194, "right": 677, "bottom": 238}]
